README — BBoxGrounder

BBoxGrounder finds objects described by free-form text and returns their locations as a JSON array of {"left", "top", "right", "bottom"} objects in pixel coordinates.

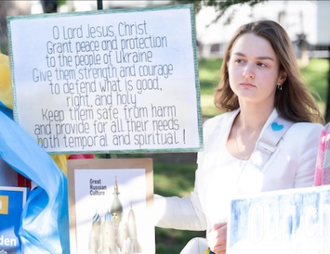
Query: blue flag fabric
[
  {"left": 0, "top": 101, "right": 13, "bottom": 119},
  {"left": 0, "top": 110, "right": 69, "bottom": 253}
]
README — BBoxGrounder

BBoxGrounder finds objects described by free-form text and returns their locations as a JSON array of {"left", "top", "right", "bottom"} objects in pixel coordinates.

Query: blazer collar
[{"left": 217, "top": 108, "right": 278, "bottom": 132}]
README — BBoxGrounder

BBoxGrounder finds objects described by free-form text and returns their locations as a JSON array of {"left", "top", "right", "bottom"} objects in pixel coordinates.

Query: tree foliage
[{"left": 175, "top": 0, "right": 268, "bottom": 24}]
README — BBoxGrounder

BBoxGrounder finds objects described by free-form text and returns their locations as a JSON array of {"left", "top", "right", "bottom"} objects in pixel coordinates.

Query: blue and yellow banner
[{"left": 0, "top": 52, "right": 70, "bottom": 253}]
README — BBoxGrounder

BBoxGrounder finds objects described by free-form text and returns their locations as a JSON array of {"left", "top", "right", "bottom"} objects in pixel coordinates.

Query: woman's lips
[{"left": 240, "top": 82, "right": 255, "bottom": 88}]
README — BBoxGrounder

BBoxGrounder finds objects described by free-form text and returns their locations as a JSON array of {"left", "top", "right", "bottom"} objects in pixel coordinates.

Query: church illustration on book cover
[{"left": 88, "top": 178, "right": 142, "bottom": 254}]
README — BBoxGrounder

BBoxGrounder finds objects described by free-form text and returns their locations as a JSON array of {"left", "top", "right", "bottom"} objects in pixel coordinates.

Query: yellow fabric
[
  {"left": 0, "top": 53, "right": 13, "bottom": 109},
  {"left": 204, "top": 248, "right": 210, "bottom": 254},
  {"left": 0, "top": 52, "right": 68, "bottom": 176},
  {"left": 50, "top": 154, "right": 69, "bottom": 176}
]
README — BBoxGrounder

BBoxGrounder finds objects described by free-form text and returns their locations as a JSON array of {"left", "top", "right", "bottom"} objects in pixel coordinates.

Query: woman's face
[{"left": 227, "top": 33, "right": 286, "bottom": 105}]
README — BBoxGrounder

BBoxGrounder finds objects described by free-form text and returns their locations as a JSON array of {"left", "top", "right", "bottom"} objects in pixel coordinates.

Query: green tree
[
  {"left": 175, "top": 0, "right": 330, "bottom": 122},
  {"left": 177, "top": 0, "right": 267, "bottom": 24}
]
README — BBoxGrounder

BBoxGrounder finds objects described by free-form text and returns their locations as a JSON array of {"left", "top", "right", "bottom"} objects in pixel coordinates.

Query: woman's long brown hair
[{"left": 214, "top": 20, "right": 323, "bottom": 124}]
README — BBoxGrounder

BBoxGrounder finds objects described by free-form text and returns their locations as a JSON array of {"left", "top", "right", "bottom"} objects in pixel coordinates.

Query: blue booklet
[{"left": 0, "top": 187, "right": 28, "bottom": 254}]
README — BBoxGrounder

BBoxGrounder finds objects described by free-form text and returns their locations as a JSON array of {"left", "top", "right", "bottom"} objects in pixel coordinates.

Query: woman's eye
[
  {"left": 257, "top": 62, "right": 267, "bottom": 67},
  {"left": 235, "top": 59, "right": 244, "bottom": 64}
]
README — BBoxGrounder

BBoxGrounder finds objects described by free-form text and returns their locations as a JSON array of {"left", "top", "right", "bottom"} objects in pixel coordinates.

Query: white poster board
[
  {"left": 227, "top": 185, "right": 330, "bottom": 254},
  {"left": 7, "top": 4, "right": 202, "bottom": 154}
]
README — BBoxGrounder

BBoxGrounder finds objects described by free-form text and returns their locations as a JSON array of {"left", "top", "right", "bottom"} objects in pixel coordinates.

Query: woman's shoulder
[
  {"left": 290, "top": 121, "right": 323, "bottom": 133},
  {"left": 203, "top": 110, "right": 238, "bottom": 129},
  {"left": 285, "top": 121, "right": 323, "bottom": 141}
]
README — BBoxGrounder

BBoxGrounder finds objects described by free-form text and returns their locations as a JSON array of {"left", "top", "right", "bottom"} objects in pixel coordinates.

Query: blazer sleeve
[
  {"left": 152, "top": 118, "right": 221, "bottom": 230},
  {"left": 291, "top": 123, "right": 323, "bottom": 188},
  {"left": 153, "top": 191, "right": 207, "bottom": 231}
]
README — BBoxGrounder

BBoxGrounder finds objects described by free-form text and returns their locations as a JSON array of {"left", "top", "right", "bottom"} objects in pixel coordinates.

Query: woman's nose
[{"left": 242, "top": 64, "right": 255, "bottom": 79}]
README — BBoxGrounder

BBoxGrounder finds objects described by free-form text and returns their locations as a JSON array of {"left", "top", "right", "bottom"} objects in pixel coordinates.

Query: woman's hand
[{"left": 207, "top": 222, "right": 227, "bottom": 254}]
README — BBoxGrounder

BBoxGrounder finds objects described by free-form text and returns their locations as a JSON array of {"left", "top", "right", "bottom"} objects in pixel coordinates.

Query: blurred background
[{"left": 1, "top": 1, "right": 329, "bottom": 253}]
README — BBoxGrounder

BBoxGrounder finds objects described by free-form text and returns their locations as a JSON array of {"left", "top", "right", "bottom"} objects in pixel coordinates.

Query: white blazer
[{"left": 155, "top": 109, "right": 323, "bottom": 232}]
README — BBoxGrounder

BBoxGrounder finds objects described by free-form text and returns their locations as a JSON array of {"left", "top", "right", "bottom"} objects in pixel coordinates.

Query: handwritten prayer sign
[
  {"left": 7, "top": 4, "right": 202, "bottom": 154},
  {"left": 227, "top": 185, "right": 330, "bottom": 254}
]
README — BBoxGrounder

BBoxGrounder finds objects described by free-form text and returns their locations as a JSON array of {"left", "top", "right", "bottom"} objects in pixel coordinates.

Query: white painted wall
[
  {"left": 316, "top": 1, "right": 330, "bottom": 45},
  {"left": 195, "top": 1, "right": 319, "bottom": 45}
]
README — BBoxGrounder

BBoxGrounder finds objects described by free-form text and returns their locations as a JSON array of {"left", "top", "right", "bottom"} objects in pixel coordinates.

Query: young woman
[{"left": 154, "top": 20, "right": 324, "bottom": 254}]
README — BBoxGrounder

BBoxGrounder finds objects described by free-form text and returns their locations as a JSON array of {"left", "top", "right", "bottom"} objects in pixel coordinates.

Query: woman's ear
[{"left": 277, "top": 71, "right": 287, "bottom": 85}]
